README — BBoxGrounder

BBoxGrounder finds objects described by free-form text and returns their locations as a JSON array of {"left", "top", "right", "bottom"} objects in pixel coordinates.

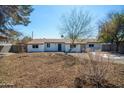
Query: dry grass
[{"left": 0, "top": 52, "right": 123, "bottom": 88}]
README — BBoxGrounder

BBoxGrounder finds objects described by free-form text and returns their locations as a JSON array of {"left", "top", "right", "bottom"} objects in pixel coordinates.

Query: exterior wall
[
  {"left": 65, "top": 44, "right": 81, "bottom": 52},
  {"left": 61, "top": 43, "right": 65, "bottom": 52},
  {"left": 27, "top": 44, "right": 44, "bottom": 52},
  {"left": 27, "top": 43, "right": 82, "bottom": 53},
  {"left": 81, "top": 44, "right": 86, "bottom": 52},
  {"left": 27, "top": 42, "right": 102, "bottom": 53},
  {"left": 44, "top": 43, "right": 65, "bottom": 52},
  {"left": 86, "top": 43, "right": 102, "bottom": 52}
]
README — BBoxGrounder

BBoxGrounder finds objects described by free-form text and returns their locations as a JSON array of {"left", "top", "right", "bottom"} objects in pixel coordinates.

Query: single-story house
[
  {"left": 0, "top": 35, "right": 8, "bottom": 44},
  {"left": 0, "top": 35, "right": 12, "bottom": 53},
  {"left": 27, "top": 38, "right": 102, "bottom": 53}
]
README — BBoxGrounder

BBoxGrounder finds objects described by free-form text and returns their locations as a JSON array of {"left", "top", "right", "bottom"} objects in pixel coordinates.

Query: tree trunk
[
  {"left": 69, "top": 46, "right": 73, "bottom": 53},
  {"left": 69, "top": 40, "right": 75, "bottom": 53}
]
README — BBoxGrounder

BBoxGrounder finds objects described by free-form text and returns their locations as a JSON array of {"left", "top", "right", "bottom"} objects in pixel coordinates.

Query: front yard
[{"left": 0, "top": 52, "right": 124, "bottom": 87}]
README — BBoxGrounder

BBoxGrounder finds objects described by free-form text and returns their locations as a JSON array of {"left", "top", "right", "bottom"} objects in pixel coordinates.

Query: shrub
[{"left": 75, "top": 52, "right": 116, "bottom": 88}]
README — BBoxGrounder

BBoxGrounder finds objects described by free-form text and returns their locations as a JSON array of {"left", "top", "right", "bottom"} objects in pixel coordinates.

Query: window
[
  {"left": 47, "top": 43, "right": 50, "bottom": 48},
  {"left": 32, "top": 45, "right": 38, "bottom": 48},
  {"left": 89, "top": 44, "right": 94, "bottom": 47},
  {"left": 70, "top": 44, "right": 76, "bottom": 48}
]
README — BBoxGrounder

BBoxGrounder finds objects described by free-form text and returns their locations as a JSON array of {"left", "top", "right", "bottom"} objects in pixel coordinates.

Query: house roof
[
  {"left": 82, "top": 39, "right": 98, "bottom": 43},
  {"left": 27, "top": 39, "right": 44, "bottom": 44},
  {"left": 0, "top": 35, "right": 7, "bottom": 40},
  {"left": 27, "top": 38, "right": 98, "bottom": 44}
]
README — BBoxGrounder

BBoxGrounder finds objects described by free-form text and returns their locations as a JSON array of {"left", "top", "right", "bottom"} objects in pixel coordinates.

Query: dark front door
[{"left": 58, "top": 44, "right": 62, "bottom": 51}]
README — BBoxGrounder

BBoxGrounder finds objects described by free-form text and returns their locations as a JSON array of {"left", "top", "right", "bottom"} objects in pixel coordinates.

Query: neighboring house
[
  {"left": 27, "top": 39, "right": 102, "bottom": 53},
  {"left": 0, "top": 35, "right": 8, "bottom": 44},
  {"left": 0, "top": 35, "right": 12, "bottom": 53}
]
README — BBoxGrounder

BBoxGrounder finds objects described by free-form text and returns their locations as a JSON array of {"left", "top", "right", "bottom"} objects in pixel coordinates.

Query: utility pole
[{"left": 32, "top": 31, "right": 33, "bottom": 39}]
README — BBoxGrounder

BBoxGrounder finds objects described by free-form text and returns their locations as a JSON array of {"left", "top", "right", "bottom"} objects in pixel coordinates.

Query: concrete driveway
[
  {"left": 92, "top": 52, "right": 124, "bottom": 64},
  {"left": 69, "top": 52, "right": 124, "bottom": 64}
]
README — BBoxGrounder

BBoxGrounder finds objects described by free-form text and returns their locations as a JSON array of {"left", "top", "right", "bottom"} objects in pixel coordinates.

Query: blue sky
[{"left": 15, "top": 5, "right": 124, "bottom": 39}]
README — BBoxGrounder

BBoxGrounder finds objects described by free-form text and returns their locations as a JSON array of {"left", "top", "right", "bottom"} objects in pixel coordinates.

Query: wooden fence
[
  {"left": 102, "top": 43, "right": 124, "bottom": 54},
  {"left": 10, "top": 44, "right": 27, "bottom": 53}
]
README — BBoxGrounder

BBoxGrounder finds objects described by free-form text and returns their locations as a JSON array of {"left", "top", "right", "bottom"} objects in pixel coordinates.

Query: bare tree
[{"left": 59, "top": 8, "right": 92, "bottom": 52}]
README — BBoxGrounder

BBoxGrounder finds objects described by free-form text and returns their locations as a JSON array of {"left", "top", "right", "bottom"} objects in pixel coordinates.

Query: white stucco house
[{"left": 27, "top": 38, "right": 102, "bottom": 53}]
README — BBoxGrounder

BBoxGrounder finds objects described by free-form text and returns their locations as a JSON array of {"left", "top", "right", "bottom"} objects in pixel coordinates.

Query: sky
[{"left": 15, "top": 5, "right": 124, "bottom": 39}]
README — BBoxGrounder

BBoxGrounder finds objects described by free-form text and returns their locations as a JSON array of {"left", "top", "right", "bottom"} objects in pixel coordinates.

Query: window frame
[
  {"left": 47, "top": 43, "right": 50, "bottom": 48},
  {"left": 32, "top": 44, "right": 39, "bottom": 48},
  {"left": 89, "top": 44, "right": 94, "bottom": 47},
  {"left": 70, "top": 44, "right": 76, "bottom": 48}
]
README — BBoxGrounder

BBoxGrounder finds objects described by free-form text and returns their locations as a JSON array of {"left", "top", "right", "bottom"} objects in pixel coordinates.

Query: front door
[{"left": 58, "top": 44, "right": 62, "bottom": 51}]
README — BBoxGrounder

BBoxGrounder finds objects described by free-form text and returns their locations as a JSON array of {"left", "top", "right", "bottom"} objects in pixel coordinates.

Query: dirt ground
[{"left": 0, "top": 52, "right": 124, "bottom": 88}]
